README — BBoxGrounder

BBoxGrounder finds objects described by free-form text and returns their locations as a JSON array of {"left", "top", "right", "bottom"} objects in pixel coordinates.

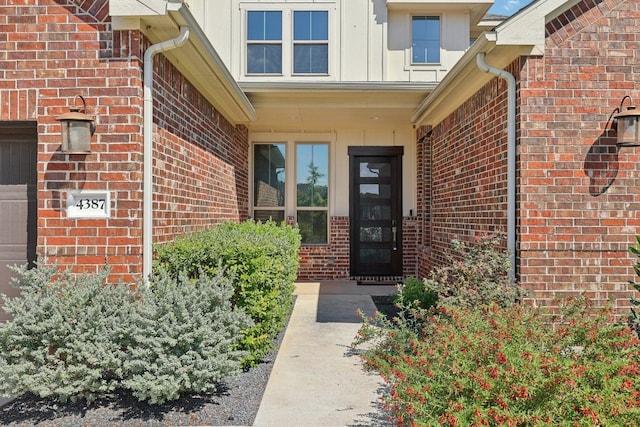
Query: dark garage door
[{"left": 0, "top": 121, "right": 37, "bottom": 322}]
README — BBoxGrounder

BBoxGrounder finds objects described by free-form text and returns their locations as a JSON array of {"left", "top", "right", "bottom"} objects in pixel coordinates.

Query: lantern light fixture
[
  {"left": 56, "top": 95, "right": 96, "bottom": 154},
  {"left": 614, "top": 95, "right": 640, "bottom": 148}
]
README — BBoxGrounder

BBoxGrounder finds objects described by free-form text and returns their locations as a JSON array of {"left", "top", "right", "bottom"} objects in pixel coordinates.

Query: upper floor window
[
  {"left": 412, "top": 16, "right": 440, "bottom": 64},
  {"left": 247, "top": 11, "right": 282, "bottom": 74},
  {"left": 293, "top": 11, "right": 328, "bottom": 74},
  {"left": 244, "top": 8, "right": 331, "bottom": 77}
]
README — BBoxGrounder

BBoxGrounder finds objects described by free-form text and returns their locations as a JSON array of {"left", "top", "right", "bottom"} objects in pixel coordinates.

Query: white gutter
[
  {"left": 143, "top": 25, "right": 190, "bottom": 282},
  {"left": 476, "top": 52, "right": 517, "bottom": 283},
  {"left": 173, "top": 6, "right": 256, "bottom": 122}
]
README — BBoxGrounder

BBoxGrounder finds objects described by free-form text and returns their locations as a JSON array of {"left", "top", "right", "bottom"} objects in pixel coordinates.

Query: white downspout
[
  {"left": 143, "top": 26, "right": 190, "bottom": 282},
  {"left": 476, "top": 52, "right": 517, "bottom": 283}
]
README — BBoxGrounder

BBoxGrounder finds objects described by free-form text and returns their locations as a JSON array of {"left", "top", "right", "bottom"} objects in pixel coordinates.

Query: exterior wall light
[
  {"left": 614, "top": 96, "right": 640, "bottom": 147},
  {"left": 56, "top": 95, "right": 96, "bottom": 154}
]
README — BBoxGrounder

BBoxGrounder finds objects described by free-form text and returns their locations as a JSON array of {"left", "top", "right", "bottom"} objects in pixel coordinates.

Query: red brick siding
[
  {"left": 4, "top": 1, "right": 249, "bottom": 282},
  {"left": 297, "top": 216, "right": 350, "bottom": 280},
  {"left": 2, "top": 1, "right": 144, "bottom": 282},
  {"left": 416, "top": 126, "right": 432, "bottom": 277},
  {"left": 418, "top": 74, "right": 512, "bottom": 277},
  {"left": 402, "top": 216, "right": 419, "bottom": 278},
  {"left": 417, "top": 0, "right": 640, "bottom": 314},
  {"left": 518, "top": 0, "right": 640, "bottom": 312},
  {"left": 152, "top": 54, "right": 249, "bottom": 244}
]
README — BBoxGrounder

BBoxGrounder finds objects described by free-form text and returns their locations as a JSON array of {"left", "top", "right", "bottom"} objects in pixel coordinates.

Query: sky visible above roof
[{"left": 488, "top": 0, "right": 534, "bottom": 16}]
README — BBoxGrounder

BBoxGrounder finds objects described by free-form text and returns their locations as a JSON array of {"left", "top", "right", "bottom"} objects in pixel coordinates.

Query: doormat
[{"left": 354, "top": 276, "right": 403, "bottom": 286}]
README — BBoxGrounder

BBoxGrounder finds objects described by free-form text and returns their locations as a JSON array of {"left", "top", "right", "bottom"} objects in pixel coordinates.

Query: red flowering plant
[
  {"left": 356, "top": 298, "right": 640, "bottom": 426},
  {"left": 354, "top": 236, "right": 640, "bottom": 426}
]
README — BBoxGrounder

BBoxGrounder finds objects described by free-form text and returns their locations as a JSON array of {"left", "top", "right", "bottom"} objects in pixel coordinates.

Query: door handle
[{"left": 392, "top": 220, "right": 397, "bottom": 251}]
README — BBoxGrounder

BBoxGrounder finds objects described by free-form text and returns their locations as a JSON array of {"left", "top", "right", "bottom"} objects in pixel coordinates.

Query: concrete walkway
[{"left": 251, "top": 281, "right": 396, "bottom": 427}]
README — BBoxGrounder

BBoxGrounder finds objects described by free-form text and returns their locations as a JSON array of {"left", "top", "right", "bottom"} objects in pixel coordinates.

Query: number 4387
[{"left": 75, "top": 199, "right": 105, "bottom": 210}]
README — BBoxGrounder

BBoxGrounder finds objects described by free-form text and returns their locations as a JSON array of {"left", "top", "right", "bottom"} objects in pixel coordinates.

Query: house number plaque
[{"left": 67, "top": 191, "right": 110, "bottom": 219}]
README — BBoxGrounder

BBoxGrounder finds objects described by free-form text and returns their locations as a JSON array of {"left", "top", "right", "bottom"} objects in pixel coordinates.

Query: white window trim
[
  {"left": 404, "top": 13, "right": 443, "bottom": 70},
  {"left": 240, "top": 3, "right": 338, "bottom": 81},
  {"left": 250, "top": 132, "right": 336, "bottom": 245}
]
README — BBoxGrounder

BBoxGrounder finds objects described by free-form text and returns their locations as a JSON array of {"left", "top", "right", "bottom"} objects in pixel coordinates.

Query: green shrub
[
  {"left": 154, "top": 220, "right": 301, "bottom": 366},
  {"left": 393, "top": 277, "right": 438, "bottom": 311},
  {"left": 358, "top": 299, "right": 640, "bottom": 426},
  {"left": 424, "top": 234, "right": 523, "bottom": 308},
  {"left": 0, "top": 263, "right": 251, "bottom": 404}
]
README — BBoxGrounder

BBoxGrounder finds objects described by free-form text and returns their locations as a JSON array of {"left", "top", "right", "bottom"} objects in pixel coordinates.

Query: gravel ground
[{"left": 0, "top": 316, "right": 289, "bottom": 427}]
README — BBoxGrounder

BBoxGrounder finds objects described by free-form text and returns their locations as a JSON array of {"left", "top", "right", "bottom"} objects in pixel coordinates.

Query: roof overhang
[
  {"left": 241, "top": 82, "right": 437, "bottom": 129},
  {"left": 411, "top": 0, "right": 578, "bottom": 127},
  {"left": 386, "top": 0, "right": 494, "bottom": 27},
  {"left": 110, "top": 0, "right": 256, "bottom": 124}
]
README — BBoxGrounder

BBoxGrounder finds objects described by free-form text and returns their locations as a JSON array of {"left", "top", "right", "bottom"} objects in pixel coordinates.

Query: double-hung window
[
  {"left": 412, "top": 16, "right": 440, "bottom": 64},
  {"left": 293, "top": 11, "right": 328, "bottom": 74},
  {"left": 252, "top": 139, "right": 330, "bottom": 245},
  {"left": 247, "top": 11, "right": 282, "bottom": 74},
  {"left": 245, "top": 8, "right": 330, "bottom": 76}
]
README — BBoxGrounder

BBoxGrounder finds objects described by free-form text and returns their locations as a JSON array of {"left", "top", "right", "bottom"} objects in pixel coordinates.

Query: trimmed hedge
[{"left": 154, "top": 220, "right": 301, "bottom": 366}]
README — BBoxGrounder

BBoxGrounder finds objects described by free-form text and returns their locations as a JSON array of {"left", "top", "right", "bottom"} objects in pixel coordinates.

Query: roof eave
[
  {"left": 411, "top": 0, "right": 578, "bottom": 127},
  {"left": 110, "top": 0, "right": 256, "bottom": 125}
]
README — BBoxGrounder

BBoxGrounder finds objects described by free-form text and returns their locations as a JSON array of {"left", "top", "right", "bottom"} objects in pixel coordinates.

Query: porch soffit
[
  {"left": 110, "top": 1, "right": 256, "bottom": 125},
  {"left": 239, "top": 83, "right": 435, "bottom": 129}
]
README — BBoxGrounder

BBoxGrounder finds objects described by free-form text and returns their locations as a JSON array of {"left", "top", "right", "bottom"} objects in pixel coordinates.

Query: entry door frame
[{"left": 348, "top": 146, "right": 403, "bottom": 277}]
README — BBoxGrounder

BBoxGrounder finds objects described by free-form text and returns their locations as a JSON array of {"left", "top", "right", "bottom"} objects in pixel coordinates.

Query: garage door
[{"left": 0, "top": 121, "right": 37, "bottom": 322}]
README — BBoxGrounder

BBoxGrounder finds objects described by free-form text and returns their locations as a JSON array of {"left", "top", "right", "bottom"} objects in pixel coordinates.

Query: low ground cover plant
[
  {"left": 0, "top": 264, "right": 251, "bottom": 404},
  {"left": 154, "top": 220, "right": 300, "bottom": 366},
  {"left": 361, "top": 300, "right": 640, "bottom": 426},
  {"left": 356, "top": 235, "right": 640, "bottom": 426}
]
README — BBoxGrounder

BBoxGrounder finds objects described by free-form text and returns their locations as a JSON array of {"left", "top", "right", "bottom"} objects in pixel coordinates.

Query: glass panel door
[{"left": 349, "top": 147, "right": 403, "bottom": 276}]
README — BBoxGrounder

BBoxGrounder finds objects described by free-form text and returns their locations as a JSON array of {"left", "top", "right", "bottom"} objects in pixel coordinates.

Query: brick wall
[
  {"left": 416, "top": 126, "right": 432, "bottom": 277},
  {"left": 297, "top": 216, "right": 350, "bottom": 280},
  {"left": 417, "top": 0, "right": 640, "bottom": 314},
  {"left": 417, "top": 74, "right": 512, "bottom": 278},
  {"left": 1, "top": 0, "right": 144, "bottom": 282},
  {"left": 3, "top": 0, "right": 249, "bottom": 283},
  {"left": 518, "top": 0, "right": 640, "bottom": 312},
  {"left": 152, "top": 54, "right": 249, "bottom": 244}
]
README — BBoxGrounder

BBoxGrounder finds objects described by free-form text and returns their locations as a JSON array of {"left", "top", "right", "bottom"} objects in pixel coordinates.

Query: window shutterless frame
[
  {"left": 411, "top": 15, "right": 441, "bottom": 65},
  {"left": 250, "top": 133, "right": 334, "bottom": 245},
  {"left": 241, "top": 5, "right": 335, "bottom": 79}
]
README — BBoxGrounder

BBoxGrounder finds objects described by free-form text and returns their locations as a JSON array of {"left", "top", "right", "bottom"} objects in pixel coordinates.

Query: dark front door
[
  {"left": 0, "top": 122, "right": 37, "bottom": 322},
  {"left": 349, "top": 146, "right": 403, "bottom": 276}
]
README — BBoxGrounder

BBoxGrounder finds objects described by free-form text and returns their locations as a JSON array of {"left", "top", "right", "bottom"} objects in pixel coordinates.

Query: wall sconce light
[
  {"left": 614, "top": 95, "right": 640, "bottom": 147},
  {"left": 55, "top": 95, "right": 95, "bottom": 154}
]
